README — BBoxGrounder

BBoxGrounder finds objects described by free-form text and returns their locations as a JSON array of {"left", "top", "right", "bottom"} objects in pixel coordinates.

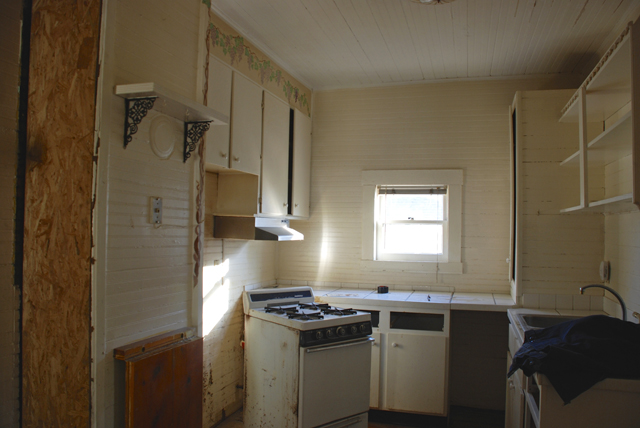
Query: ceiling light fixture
[{"left": 412, "top": 0, "right": 456, "bottom": 4}]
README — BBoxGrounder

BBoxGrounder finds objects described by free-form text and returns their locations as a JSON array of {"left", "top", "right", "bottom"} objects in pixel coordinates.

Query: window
[
  {"left": 376, "top": 186, "right": 447, "bottom": 261},
  {"left": 361, "top": 170, "right": 462, "bottom": 274}
]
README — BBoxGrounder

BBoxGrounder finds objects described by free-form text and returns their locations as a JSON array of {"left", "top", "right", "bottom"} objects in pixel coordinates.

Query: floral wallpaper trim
[{"left": 203, "top": 1, "right": 310, "bottom": 115}]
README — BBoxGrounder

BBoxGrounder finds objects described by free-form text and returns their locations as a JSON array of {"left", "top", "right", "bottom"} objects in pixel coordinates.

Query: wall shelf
[
  {"left": 115, "top": 82, "right": 229, "bottom": 161},
  {"left": 560, "top": 111, "right": 632, "bottom": 167},
  {"left": 559, "top": 34, "right": 632, "bottom": 123},
  {"left": 558, "top": 21, "right": 639, "bottom": 214}
]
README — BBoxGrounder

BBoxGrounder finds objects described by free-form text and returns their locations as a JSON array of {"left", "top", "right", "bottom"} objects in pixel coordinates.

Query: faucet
[{"left": 580, "top": 284, "right": 627, "bottom": 321}]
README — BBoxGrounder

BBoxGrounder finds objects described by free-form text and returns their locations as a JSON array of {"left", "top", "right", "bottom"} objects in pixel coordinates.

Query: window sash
[{"left": 375, "top": 188, "right": 449, "bottom": 261}]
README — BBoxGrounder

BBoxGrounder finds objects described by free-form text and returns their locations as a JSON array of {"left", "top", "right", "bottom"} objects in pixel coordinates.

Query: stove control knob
[
  {"left": 336, "top": 327, "right": 347, "bottom": 337},
  {"left": 359, "top": 324, "right": 368, "bottom": 333},
  {"left": 315, "top": 331, "right": 323, "bottom": 340},
  {"left": 350, "top": 326, "right": 358, "bottom": 334},
  {"left": 326, "top": 329, "right": 334, "bottom": 338}
]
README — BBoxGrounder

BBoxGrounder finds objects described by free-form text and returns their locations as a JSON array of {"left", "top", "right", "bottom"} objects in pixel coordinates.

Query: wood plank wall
[
  {"left": 202, "top": 239, "right": 276, "bottom": 425},
  {"left": 94, "top": 0, "right": 202, "bottom": 424},
  {"left": 21, "top": 0, "right": 101, "bottom": 426},
  {"left": 605, "top": 212, "right": 640, "bottom": 318},
  {"left": 518, "top": 90, "right": 603, "bottom": 295},
  {"left": 0, "top": 2, "right": 22, "bottom": 426},
  {"left": 279, "top": 78, "right": 579, "bottom": 293},
  {"left": 94, "top": 2, "right": 279, "bottom": 427}
]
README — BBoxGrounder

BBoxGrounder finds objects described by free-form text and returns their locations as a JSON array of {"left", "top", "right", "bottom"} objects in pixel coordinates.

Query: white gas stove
[
  {"left": 243, "top": 287, "right": 373, "bottom": 428},
  {"left": 243, "top": 286, "right": 373, "bottom": 346}
]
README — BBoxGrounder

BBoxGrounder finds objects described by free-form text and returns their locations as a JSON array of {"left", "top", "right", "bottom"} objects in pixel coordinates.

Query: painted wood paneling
[
  {"left": 209, "top": 0, "right": 640, "bottom": 90},
  {"left": 605, "top": 206, "right": 640, "bottom": 320},
  {"left": 95, "top": 0, "right": 203, "bottom": 426},
  {"left": 96, "top": 3, "right": 281, "bottom": 427},
  {"left": 278, "top": 78, "right": 578, "bottom": 293},
  {"left": 202, "top": 238, "right": 276, "bottom": 426},
  {"left": 0, "top": 1, "right": 21, "bottom": 426},
  {"left": 21, "top": 0, "right": 101, "bottom": 426},
  {"left": 518, "top": 90, "right": 604, "bottom": 296}
]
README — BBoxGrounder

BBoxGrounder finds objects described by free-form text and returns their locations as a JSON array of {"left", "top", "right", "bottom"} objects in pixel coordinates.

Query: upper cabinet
[
  {"left": 201, "top": 58, "right": 312, "bottom": 224},
  {"left": 559, "top": 21, "right": 640, "bottom": 213},
  {"left": 204, "top": 61, "right": 262, "bottom": 176},
  {"left": 291, "top": 109, "right": 312, "bottom": 218},
  {"left": 230, "top": 72, "right": 263, "bottom": 176},
  {"left": 204, "top": 58, "right": 232, "bottom": 170},
  {"left": 261, "top": 92, "right": 290, "bottom": 217}
]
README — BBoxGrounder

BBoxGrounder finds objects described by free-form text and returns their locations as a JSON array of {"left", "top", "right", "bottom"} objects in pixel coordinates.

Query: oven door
[{"left": 298, "top": 336, "right": 373, "bottom": 428}]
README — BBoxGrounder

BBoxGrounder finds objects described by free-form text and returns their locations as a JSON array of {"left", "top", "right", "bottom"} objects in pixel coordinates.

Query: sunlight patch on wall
[{"left": 203, "top": 259, "right": 230, "bottom": 336}]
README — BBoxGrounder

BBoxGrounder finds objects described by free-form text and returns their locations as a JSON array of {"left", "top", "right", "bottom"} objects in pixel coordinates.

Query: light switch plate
[{"left": 151, "top": 197, "right": 162, "bottom": 224}]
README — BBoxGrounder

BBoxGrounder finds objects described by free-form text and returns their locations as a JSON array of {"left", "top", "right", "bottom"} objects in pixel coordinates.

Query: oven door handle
[{"left": 305, "top": 336, "right": 374, "bottom": 353}]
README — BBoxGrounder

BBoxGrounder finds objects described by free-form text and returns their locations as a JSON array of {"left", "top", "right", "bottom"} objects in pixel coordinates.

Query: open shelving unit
[{"left": 559, "top": 21, "right": 640, "bottom": 214}]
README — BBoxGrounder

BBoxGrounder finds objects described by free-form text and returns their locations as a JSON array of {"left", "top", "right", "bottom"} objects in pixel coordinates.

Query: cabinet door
[
  {"left": 370, "top": 332, "right": 381, "bottom": 408},
  {"left": 505, "top": 352, "right": 525, "bottom": 428},
  {"left": 204, "top": 57, "right": 232, "bottom": 169},
  {"left": 230, "top": 72, "right": 262, "bottom": 175},
  {"left": 291, "top": 109, "right": 311, "bottom": 217},
  {"left": 261, "top": 92, "right": 290, "bottom": 216},
  {"left": 385, "top": 333, "right": 447, "bottom": 415}
]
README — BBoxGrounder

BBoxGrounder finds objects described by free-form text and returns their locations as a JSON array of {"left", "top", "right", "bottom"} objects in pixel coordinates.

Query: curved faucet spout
[{"left": 580, "top": 284, "right": 627, "bottom": 322}]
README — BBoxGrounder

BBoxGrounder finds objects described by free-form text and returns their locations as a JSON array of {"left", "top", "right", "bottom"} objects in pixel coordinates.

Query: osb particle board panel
[{"left": 22, "top": 0, "right": 101, "bottom": 426}]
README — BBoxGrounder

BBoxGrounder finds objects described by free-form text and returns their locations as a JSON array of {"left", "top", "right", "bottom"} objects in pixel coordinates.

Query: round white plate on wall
[{"left": 149, "top": 116, "right": 181, "bottom": 160}]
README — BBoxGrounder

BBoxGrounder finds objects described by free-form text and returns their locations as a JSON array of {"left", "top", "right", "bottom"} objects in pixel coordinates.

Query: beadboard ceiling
[{"left": 208, "top": 0, "right": 640, "bottom": 90}]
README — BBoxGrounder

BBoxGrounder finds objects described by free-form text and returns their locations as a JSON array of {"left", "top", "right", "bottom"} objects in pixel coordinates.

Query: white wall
[
  {"left": 517, "top": 90, "right": 604, "bottom": 298},
  {"left": 279, "top": 77, "right": 579, "bottom": 294},
  {"left": 94, "top": 1, "right": 278, "bottom": 427},
  {"left": 605, "top": 205, "right": 640, "bottom": 319},
  {"left": 0, "top": 2, "right": 22, "bottom": 426}
]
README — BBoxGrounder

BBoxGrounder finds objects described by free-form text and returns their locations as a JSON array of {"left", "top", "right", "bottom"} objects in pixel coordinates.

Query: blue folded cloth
[{"left": 508, "top": 315, "right": 640, "bottom": 404}]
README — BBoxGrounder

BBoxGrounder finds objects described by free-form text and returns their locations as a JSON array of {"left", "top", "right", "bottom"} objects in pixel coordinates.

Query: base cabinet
[
  {"left": 505, "top": 352, "right": 524, "bottom": 428},
  {"left": 352, "top": 306, "right": 449, "bottom": 416},
  {"left": 385, "top": 333, "right": 447, "bottom": 415}
]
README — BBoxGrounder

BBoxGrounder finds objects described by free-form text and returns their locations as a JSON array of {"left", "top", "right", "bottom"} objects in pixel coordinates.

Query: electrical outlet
[{"left": 150, "top": 197, "right": 162, "bottom": 224}]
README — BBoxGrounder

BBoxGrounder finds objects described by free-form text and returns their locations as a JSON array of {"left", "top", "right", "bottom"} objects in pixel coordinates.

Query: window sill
[{"left": 360, "top": 260, "right": 463, "bottom": 274}]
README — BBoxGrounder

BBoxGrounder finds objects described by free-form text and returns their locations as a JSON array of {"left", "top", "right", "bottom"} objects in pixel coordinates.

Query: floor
[{"left": 215, "top": 407, "right": 505, "bottom": 428}]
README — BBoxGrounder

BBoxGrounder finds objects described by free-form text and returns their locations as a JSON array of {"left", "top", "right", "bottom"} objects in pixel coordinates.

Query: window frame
[
  {"left": 361, "top": 170, "right": 463, "bottom": 274},
  {"left": 375, "top": 187, "right": 448, "bottom": 262}
]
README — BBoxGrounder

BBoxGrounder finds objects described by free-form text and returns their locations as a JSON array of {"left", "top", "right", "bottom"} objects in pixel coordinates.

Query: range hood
[{"left": 213, "top": 216, "right": 304, "bottom": 241}]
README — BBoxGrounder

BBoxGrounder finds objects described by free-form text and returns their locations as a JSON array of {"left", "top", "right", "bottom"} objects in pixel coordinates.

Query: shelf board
[
  {"left": 560, "top": 194, "right": 638, "bottom": 214},
  {"left": 560, "top": 111, "right": 632, "bottom": 167},
  {"left": 586, "top": 111, "right": 632, "bottom": 166},
  {"left": 115, "top": 82, "right": 229, "bottom": 125},
  {"left": 560, "top": 35, "right": 632, "bottom": 123},
  {"left": 588, "top": 193, "right": 633, "bottom": 208},
  {"left": 559, "top": 205, "right": 585, "bottom": 213}
]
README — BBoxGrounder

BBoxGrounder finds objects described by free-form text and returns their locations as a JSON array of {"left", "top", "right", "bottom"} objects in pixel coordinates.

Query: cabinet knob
[
  {"left": 233, "top": 156, "right": 240, "bottom": 162},
  {"left": 372, "top": 340, "right": 377, "bottom": 346},
  {"left": 283, "top": 202, "right": 288, "bottom": 207},
  {"left": 220, "top": 151, "right": 228, "bottom": 159},
  {"left": 391, "top": 342, "right": 398, "bottom": 348},
  {"left": 295, "top": 203, "right": 298, "bottom": 208}
]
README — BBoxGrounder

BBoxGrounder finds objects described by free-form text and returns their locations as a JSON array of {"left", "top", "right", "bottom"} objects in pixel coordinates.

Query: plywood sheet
[{"left": 21, "top": 0, "right": 101, "bottom": 426}]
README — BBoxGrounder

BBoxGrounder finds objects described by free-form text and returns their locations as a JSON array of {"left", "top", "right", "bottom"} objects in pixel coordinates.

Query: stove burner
[
  {"left": 323, "top": 307, "right": 357, "bottom": 316},
  {"left": 299, "top": 303, "right": 330, "bottom": 311},
  {"left": 265, "top": 305, "right": 299, "bottom": 315},
  {"left": 288, "top": 311, "right": 324, "bottom": 321}
]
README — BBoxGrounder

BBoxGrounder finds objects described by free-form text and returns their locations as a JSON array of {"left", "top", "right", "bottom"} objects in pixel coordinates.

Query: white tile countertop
[{"left": 274, "top": 284, "right": 516, "bottom": 311}]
